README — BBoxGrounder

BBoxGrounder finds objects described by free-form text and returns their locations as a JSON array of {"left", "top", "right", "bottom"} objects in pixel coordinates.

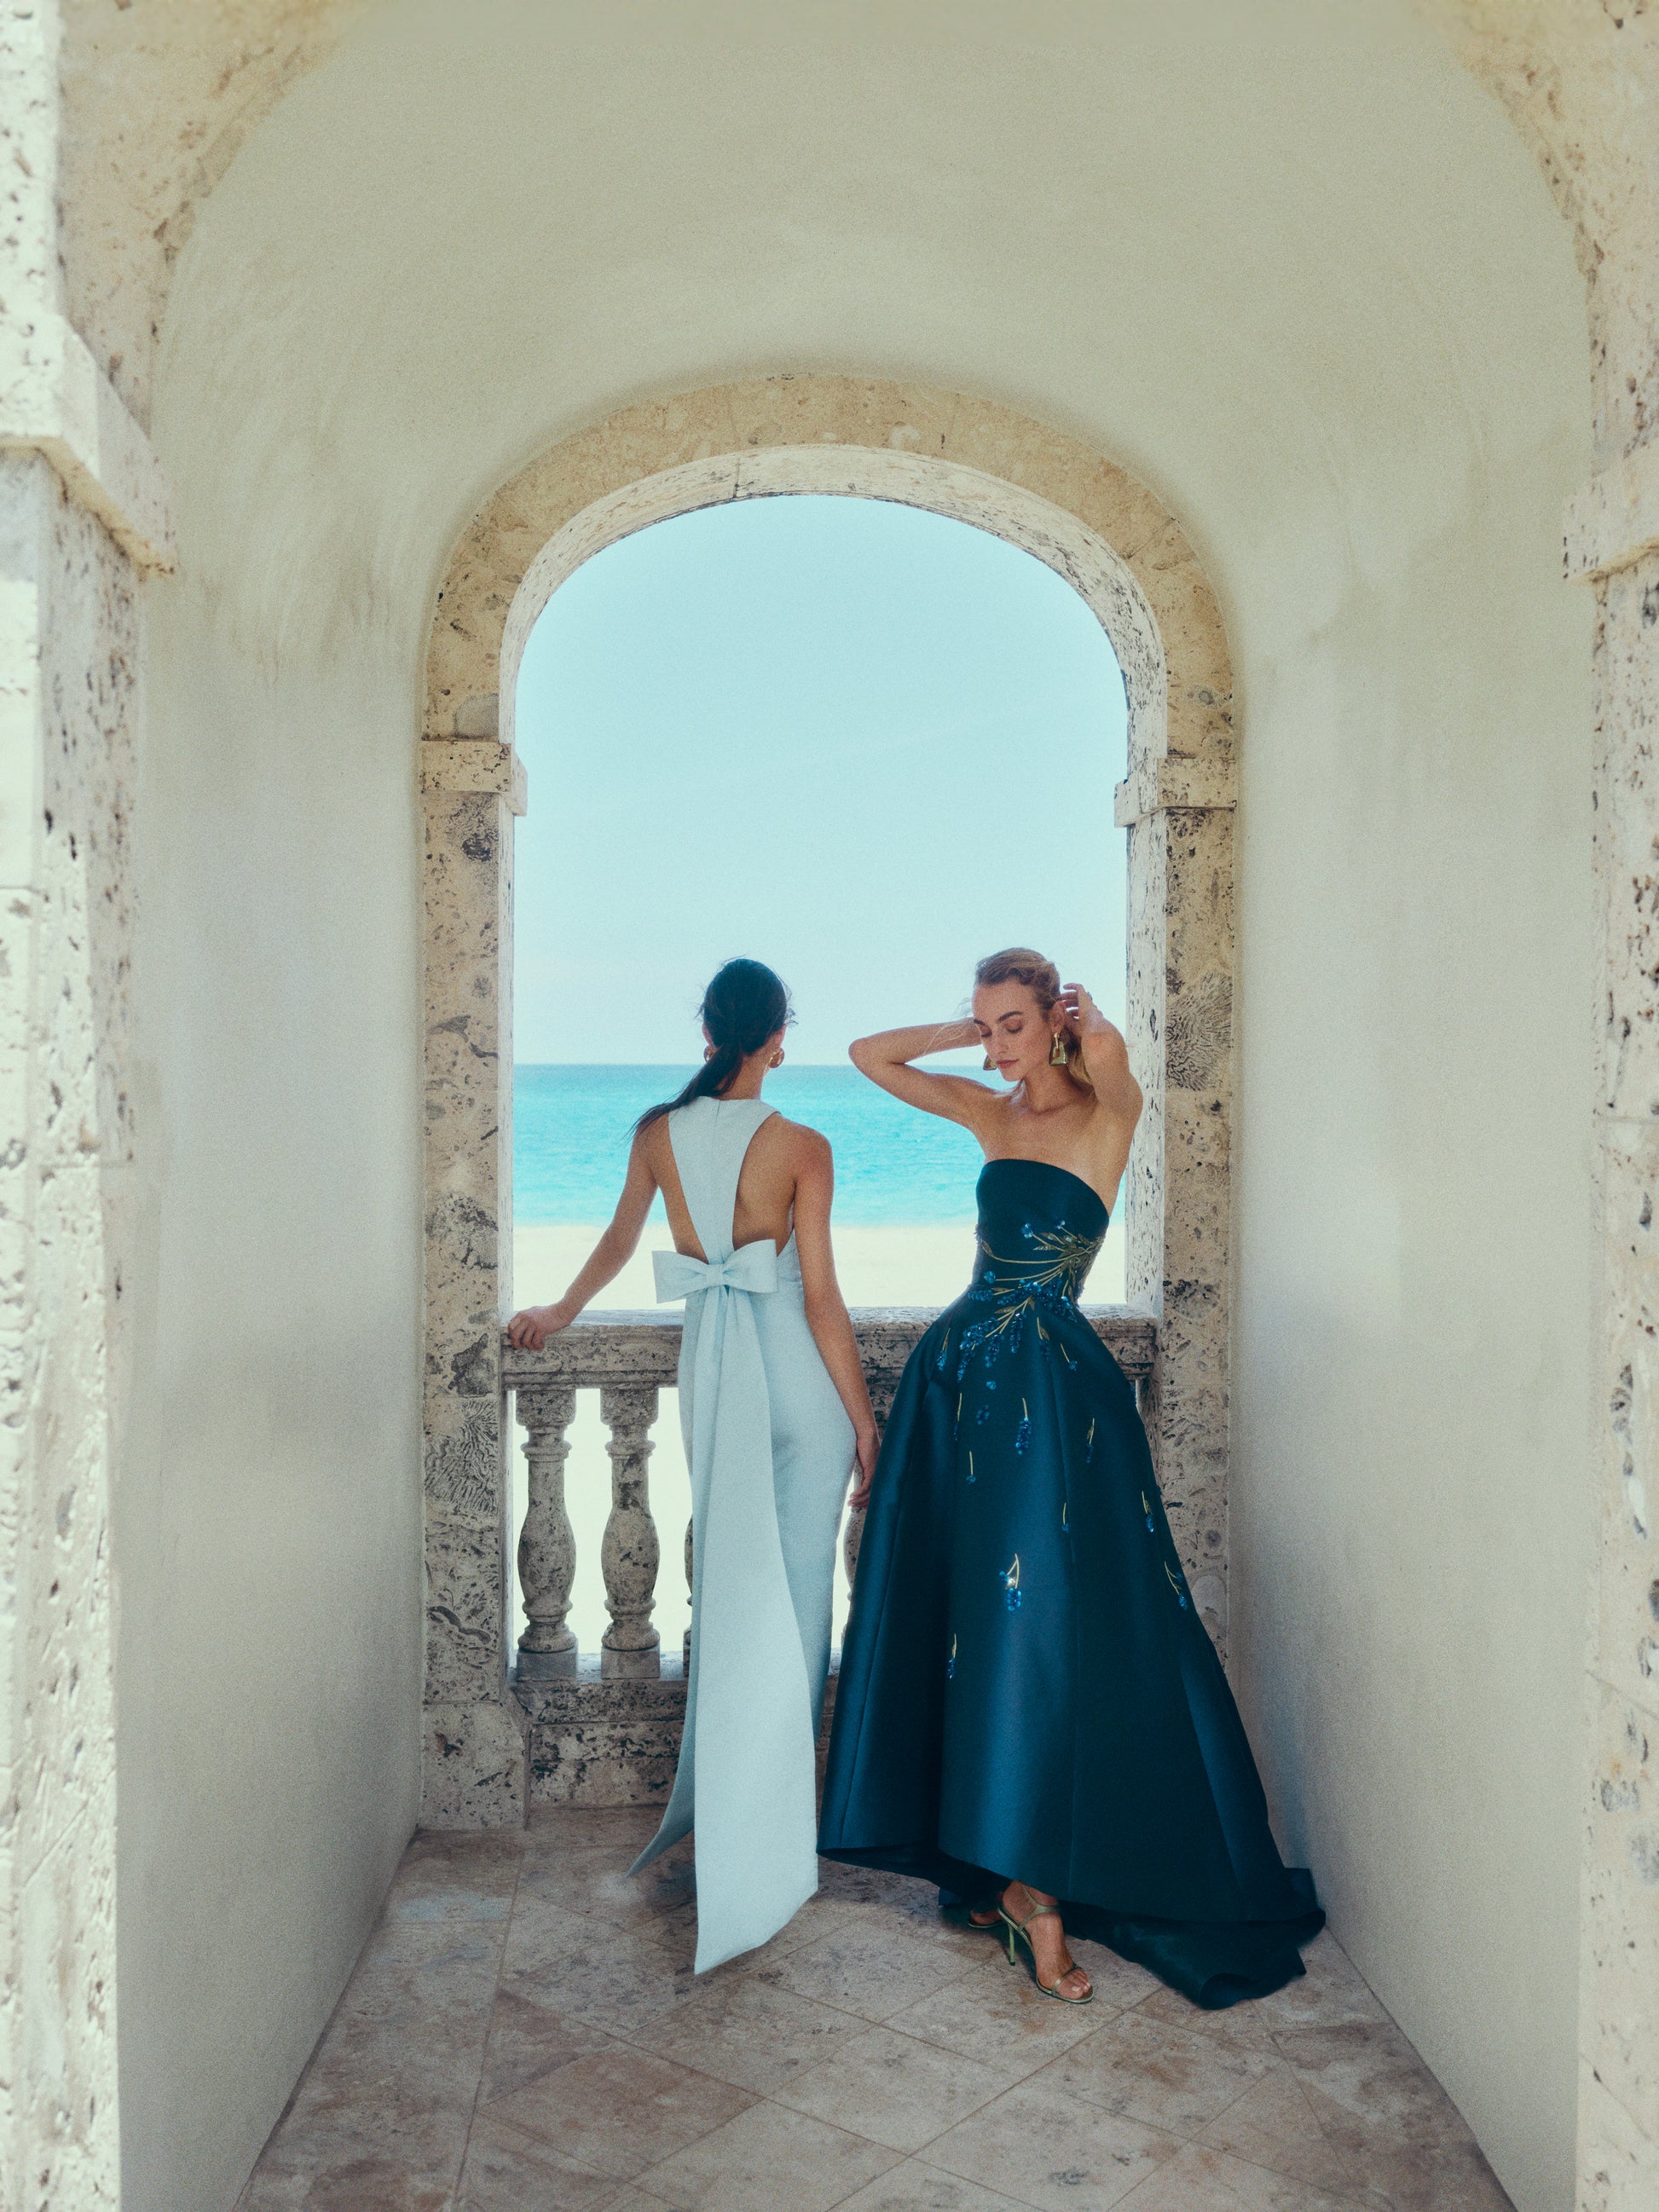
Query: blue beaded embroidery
[
  {"left": 953, "top": 1222, "right": 1101, "bottom": 1383},
  {"left": 999, "top": 1553, "right": 1022, "bottom": 1611}
]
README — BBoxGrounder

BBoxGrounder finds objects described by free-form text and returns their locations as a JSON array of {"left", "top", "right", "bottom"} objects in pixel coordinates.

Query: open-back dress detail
[
  {"left": 818, "top": 1157, "right": 1323, "bottom": 2008},
  {"left": 630, "top": 1095, "right": 853, "bottom": 1972}
]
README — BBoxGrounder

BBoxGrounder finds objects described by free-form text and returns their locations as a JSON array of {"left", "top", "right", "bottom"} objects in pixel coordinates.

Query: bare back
[{"left": 642, "top": 1110, "right": 806, "bottom": 1260}]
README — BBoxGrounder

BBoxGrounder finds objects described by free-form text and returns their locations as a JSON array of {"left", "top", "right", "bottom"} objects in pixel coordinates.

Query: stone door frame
[{"left": 417, "top": 376, "right": 1238, "bottom": 1824}]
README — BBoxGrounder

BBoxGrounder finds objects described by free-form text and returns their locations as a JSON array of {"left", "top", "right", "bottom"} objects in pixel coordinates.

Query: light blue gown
[{"left": 629, "top": 1096, "right": 853, "bottom": 1970}]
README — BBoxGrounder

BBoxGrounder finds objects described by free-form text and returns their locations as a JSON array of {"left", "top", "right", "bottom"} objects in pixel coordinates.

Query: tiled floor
[{"left": 239, "top": 1807, "right": 1514, "bottom": 2212}]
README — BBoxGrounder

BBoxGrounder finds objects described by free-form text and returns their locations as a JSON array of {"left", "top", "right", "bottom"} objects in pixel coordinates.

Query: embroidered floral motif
[
  {"left": 953, "top": 1222, "right": 1101, "bottom": 1382},
  {"left": 1165, "top": 1561, "right": 1189, "bottom": 1610},
  {"left": 966, "top": 1450, "right": 976, "bottom": 1486},
  {"left": 946, "top": 1632, "right": 957, "bottom": 1680},
  {"left": 999, "top": 1553, "right": 1022, "bottom": 1611},
  {"left": 1142, "top": 1488, "right": 1155, "bottom": 1533},
  {"left": 1014, "top": 1399, "right": 1032, "bottom": 1454},
  {"left": 1085, "top": 1418, "right": 1095, "bottom": 1464}
]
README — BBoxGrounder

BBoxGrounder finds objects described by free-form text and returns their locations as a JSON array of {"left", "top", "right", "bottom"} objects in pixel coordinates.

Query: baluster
[
  {"left": 842, "top": 1376, "right": 898, "bottom": 1588},
  {"left": 683, "top": 1514, "right": 694, "bottom": 1675},
  {"left": 514, "top": 1383, "right": 578, "bottom": 1679},
  {"left": 599, "top": 1383, "right": 662, "bottom": 1678}
]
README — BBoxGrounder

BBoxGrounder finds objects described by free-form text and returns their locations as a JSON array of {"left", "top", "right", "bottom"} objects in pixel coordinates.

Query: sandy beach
[
  {"left": 513, "top": 1220, "right": 1003, "bottom": 1314},
  {"left": 509, "top": 1220, "right": 1125, "bottom": 1658}
]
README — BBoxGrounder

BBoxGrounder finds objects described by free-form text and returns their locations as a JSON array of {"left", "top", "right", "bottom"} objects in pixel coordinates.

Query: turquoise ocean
[{"left": 514, "top": 1064, "right": 986, "bottom": 1225}]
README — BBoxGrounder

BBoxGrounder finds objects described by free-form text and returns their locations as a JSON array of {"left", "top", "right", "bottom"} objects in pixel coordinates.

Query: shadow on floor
[{"left": 238, "top": 1805, "right": 1514, "bottom": 2211}]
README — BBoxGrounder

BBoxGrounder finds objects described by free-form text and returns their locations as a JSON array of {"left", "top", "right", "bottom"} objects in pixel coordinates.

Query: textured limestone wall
[
  {"left": 421, "top": 759, "right": 531, "bottom": 1826},
  {"left": 418, "top": 376, "right": 1239, "bottom": 1822},
  {"left": 1433, "top": 9, "right": 1659, "bottom": 2205},
  {"left": 0, "top": 453, "right": 132, "bottom": 2212},
  {"left": 0, "top": 0, "right": 159, "bottom": 2202}
]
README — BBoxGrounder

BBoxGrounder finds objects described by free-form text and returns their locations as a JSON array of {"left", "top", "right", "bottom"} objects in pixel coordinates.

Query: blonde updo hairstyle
[{"left": 974, "top": 947, "right": 1092, "bottom": 1092}]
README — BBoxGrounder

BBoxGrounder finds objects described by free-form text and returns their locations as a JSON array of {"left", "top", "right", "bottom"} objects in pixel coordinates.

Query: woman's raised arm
[
  {"left": 848, "top": 1018, "right": 996, "bottom": 1128},
  {"left": 506, "top": 1130, "right": 659, "bottom": 1350},
  {"left": 1061, "top": 985, "right": 1142, "bottom": 1123}
]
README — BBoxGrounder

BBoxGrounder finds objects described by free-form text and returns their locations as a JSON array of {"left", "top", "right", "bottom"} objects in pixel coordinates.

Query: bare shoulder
[{"left": 771, "top": 1116, "right": 833, "bottom": 1173}]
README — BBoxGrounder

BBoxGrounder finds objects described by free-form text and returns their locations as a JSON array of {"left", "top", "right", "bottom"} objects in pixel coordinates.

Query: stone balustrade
[{"left": 500, "top": 1305, "right": 1159, "bottom": 1686}]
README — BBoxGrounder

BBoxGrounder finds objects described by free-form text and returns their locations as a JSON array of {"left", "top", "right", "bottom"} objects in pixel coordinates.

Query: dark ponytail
[{"left": 633, "top": 959, "right": 793, "bottom": 1134}]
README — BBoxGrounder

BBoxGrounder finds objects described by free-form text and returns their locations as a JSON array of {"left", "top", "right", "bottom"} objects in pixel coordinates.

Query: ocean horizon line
[{"left": 513, "top": 1060, "right": 986, "bottom": 1227}]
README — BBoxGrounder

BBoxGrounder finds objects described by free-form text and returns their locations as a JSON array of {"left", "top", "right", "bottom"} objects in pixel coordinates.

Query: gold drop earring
[{"left": 1049, "top": 1029, "right": 1071, "bottom": 1068}]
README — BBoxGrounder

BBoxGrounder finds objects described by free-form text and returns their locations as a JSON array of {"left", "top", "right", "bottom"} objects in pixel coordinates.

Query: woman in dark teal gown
[{"left": 818, "top": 950, "right": 1322, "bottom": 2011}]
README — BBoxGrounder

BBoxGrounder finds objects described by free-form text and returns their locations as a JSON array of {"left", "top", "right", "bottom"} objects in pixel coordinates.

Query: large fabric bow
[{"left": 653, "top": 1239, "right": 779, "bottom": 1303}]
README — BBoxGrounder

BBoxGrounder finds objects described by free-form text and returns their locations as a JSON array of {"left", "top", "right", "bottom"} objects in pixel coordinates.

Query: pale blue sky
[{"left": 512, "top": 494, "right": 1128, "bottom": 1066}]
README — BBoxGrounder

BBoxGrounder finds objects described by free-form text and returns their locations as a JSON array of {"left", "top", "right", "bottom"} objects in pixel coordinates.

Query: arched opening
[
  {"left": 422, "top": 379, "right": 1239, "bottom": 1825},
  {"left": 508, "top": 490, "right": 1131, "bottom": 1658}
]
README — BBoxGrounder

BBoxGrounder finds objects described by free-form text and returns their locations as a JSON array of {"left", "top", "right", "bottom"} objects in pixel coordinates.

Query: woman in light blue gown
[{"left": 507, "top": 960, "right": 875, "bottom": 1969}]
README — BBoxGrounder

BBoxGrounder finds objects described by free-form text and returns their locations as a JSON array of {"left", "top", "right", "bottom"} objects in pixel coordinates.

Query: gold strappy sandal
[{"left": 997, "top": 1894, "right": 1095, "bottom": 2004}]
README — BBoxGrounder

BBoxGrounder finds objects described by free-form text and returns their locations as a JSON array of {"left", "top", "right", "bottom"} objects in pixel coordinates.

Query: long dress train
[
  {"left": 818, "top": 1158, "right": 1323, "bottom": 2008},
  {"left": 630, "top": 1096, "right": 853, "bottom": 1972}
]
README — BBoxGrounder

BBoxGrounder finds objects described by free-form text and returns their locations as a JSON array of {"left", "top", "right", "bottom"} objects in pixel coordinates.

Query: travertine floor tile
[
  {"left": 1134, "top": 1984, "right": 1282, "bottom": 2055},
  {"left": 387, "top": 1828, "right": 523, "bottom": 1923},
  {"left": 1136, "top": 1937, "right": 1386, "bottom": 2056},
  {"left": 1198, "top": 2065, "right": 1387, "bottom": 2207},
  {"left": 1044, "top": 2009, "right": 1275, "bottom": 2136},
  {"left": 761, "top": 1920, "right": 978, "bottom": 2022},
  {"left": 241, "top": 2143, "right": 462, "bottom": 2212},
  {"left": 526, "top": 1805, "right": 663, "bottom": 1854},
  {"left": 885, "top": 1953, "right": 1108, "bottom": 2071},
  {"left": 500, "top": 1893, "right": 695, "bottom": 2037},
  {"left": 853, "top": 1897, "right": 1003, "bottom": 1966},
  {"left": 837, "top": 2162, "right": 1033, "bottom": 2209},
  {"left": 479, "top": 2039, "right": 752, "bottom": 2178},
  {"left": 239, "top": 1830, "right": 1516, "bottom": 2212},
  {"left": 812, "top": 1866, "right": 1008, "bottom": 1964},
  {"left": 1272, "top": 2022, "right": 1512, "bottom": 2211},
  {"left": 478, "top": 1987, "right": 615, "bottom": 2101},
  {"left": 457, "top": 2111, "right": 633, "bottom": 2212},
  {"left": 630, "top": 1967, "right": 870, "bottom": 2093},
  {"left": 924, "top": 2072, "right": 1182, "bottom": 2210},
  {"left": 813, "top": 1860, "right": 922, "bottom": 1907},
  {"left": 1113, "top": 2140, "right": 1375, "bottom": 2209},
  {"left": 517, "top": 1840, "right": 698, "bottom": 1943},
  {"left": 338, "top": 1919, "right": 507, "bottom": 2036},
  {"left": 772, "top": 2021, "right": 1016, "bottom": 2151},
  {"left": 637, "top": 2098, "right": 901, "bottom": 2209},
  {"left": 239, "top": 2089, "right": 473, "bottom": 2212},
  {"left": 268, "top": 1921, "right": 503, "bottom": 2131}
]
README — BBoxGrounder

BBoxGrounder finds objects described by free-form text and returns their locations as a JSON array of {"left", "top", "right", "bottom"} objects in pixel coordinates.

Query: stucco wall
[
  {"left": 113, "top": 597, "right": 425, "bottom": 2209},
  {"left": 1228, "top": 366, "right": 1593, "bottom": 2211}
]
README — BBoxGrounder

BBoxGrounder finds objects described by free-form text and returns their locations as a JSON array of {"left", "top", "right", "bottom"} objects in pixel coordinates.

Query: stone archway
[{"left": 417, "top": 375, "right": 1239, "bottom": 1824}]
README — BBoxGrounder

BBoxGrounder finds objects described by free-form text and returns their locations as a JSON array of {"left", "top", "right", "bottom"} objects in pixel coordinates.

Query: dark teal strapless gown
[{"left": 818, "top": 1158, "right": 1323, "bottom": 2008}]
